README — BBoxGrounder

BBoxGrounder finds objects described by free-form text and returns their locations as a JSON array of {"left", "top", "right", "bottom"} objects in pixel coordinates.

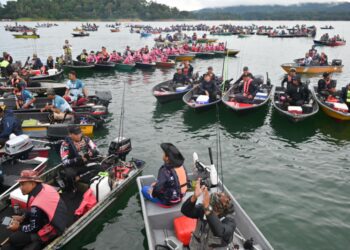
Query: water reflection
[
  {"left": 220, "top": 105, "right": 269, "bottom": 136},
  {"left": 270, "top": 109, "right": 317, "bottom": 143}
]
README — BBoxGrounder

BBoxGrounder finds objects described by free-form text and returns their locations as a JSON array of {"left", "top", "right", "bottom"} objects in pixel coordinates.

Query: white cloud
[{"left": 153, "top": 0, "right": 348, "bottom": 11}]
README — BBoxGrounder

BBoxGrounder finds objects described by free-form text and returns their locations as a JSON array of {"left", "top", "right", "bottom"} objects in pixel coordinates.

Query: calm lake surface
[{"left": 1, "top": 20, "right": 349, "bottom": 250}]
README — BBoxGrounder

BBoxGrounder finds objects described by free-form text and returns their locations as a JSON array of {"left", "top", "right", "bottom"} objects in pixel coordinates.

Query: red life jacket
[
  {"left": 243, "top": 78, "right": 253, "bottom": 94},
  {"left": 28, "top": 184, "right": 67, "bottom": 242}
]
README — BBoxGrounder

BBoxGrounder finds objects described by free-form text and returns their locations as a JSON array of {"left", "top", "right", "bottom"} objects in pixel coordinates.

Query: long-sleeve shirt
[
  {"left": 181, "top": 196, "right": 236, "bottom": 245},
  {"left": 60, "top": 136, "right": 98, "bottom": 168}
]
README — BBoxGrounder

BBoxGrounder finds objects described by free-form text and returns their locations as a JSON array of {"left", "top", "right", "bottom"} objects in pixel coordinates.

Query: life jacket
[
  {"left": 243, "top": 78, "right": 253, "bottom": 94},
  {"left": 173, "top": 166, "right": 187, "bottom": 195},
  {"left": 346, "top": 89, "right": 350, "bottom": 103},
  {"left": 0, "top": 60, "right": 10, "bottom": 68},
  {"left": 157, "top": 165, "right": 188, "bottom": 205},
  {"left": 190, "top": 214, "right": 235, "bottom": 250},
  {"left": 80, "top": 53, "right": 87, "bottom": 61},
  {"left": 28, "top": 184, "right": 67, "bottom": 242},
  {"left": 64, "top": 46, "right": 72, "bottom": 55}
]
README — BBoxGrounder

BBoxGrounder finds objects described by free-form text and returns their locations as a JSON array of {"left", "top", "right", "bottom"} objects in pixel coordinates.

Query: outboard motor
[
  {"left": 5, "top": 134, "right": 34, "bottom": 160},
  {"left": 332, "top": 59, "right": 342, "bottom": 66},
  {"left": 108, "top": 137, "right": 132, "bottom": 161},
  {"left": 192, "top": 149, "right": 218, "bottom": 189},
  {"left": 95, "top": 90, "right": 112, "bottom": 106}
]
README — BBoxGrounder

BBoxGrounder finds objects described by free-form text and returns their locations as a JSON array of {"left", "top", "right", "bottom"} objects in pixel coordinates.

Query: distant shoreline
[{"left": 1, "top": 19, "right": 348, "bottom": 22}]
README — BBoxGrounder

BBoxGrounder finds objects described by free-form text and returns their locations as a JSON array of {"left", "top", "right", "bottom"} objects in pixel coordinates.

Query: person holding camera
[
  {"left": 181, "top": 179, "right": 236, "bottom": 250},
  {"left": 142, "top": 143, "right": 188, "bottom": 207}
]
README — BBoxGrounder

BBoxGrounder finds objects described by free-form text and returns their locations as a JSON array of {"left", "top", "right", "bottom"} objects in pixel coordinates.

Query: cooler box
[
  {"left": 174, "top": 216, "right": 197, "bottom": 246},
  {"left": 288, "top": 106, "right": 303, "bottom": 114},
  {"left": 333, "top": 103, "right": 348, "bottom": 112},
  {"left": 10, "top": 188, "right": 28, "bottom": 209},
  {"left": 196, "top": 95, "right": 209, "bottom": 104},
  {"left": 176, "top": 86, "right": 188, "bottom": 92},
  {"left": 254, "top": 92, "right": 268, "bottom": 100},
  {"left": 48, "top": 69, "right": 58, "bottom": 76},
  {"left": 31, "top": 70, "right": 41, "bottom": 76}
]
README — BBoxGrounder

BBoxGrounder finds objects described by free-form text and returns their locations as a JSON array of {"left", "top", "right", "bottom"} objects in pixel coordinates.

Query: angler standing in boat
[
  {"left": 181, "top": 60, "right": 194, "bottom": 78},
  {"left": 63, "top": 40, "right": 72, "bottom": 65},
  {"left": 181, "top": 179, "right": 236, "bottom": 250},
  {"left": 0, "top": 56, "right": 13, "bottom": 77},
  {"left": 2, "top": 170, "right": 68, "bottom": 250},
  {"left": 63, "top": 71, "right": 88, "bottom": 106},
  {"left": 234, "top": 66, "right": 254, "bottom": 84},
  {"left": 317, "top": 72, "right": 337, "bottom": 98},
  {"left": 281, "top": 68, "right": 296, "bottom": 88},
  {"left": 0, "top": 107, "right": 22, "bottom": 147},
  {"left": 40, "top": 88, "right": 73, "bottom": 121},
  {"left": 60, "top": 126, "right": 100, "bottom": 193},
  {"left": 142, "top": 143, "right": 188, "bottom": 206}
]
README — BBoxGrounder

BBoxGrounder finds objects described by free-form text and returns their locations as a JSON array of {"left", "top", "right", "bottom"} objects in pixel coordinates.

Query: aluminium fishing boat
[
  {"left": 137, "top": 151, "right": 274, "bottom": 250},
  {"left": 222, "top": 75, "right": 273, "bottom": 112},
  {"left": 30, "top": 70, "right": 64, "bottom": 82},
  {"left": 272, "top": 86, "right": 319, "bottom": 122},
  {"left": 152, "top": 80, "right": 192, "bottom": 103},
  {"left": 311, "top": 86, "right": 350, "bottom": 121},
  {"left": 281, "top": 62, "right": 343, "bottom": 74},
  {"left": 0, "top": 138, "right": 146, "bottom": 249},
  {"left": 0, "top": 82, "right": 66, "bottom": 96}
]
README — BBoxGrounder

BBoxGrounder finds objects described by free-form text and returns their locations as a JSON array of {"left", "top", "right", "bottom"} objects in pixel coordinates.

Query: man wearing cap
[
  {"left": 281, "top": 68, "right": 296, "bottom": 89},
  {"left": 181, "top": 60, "right": 194, "bottom": 78},
  {"left": 172, "top": 67, "right": 189, "bottom": 86},
  {"left": 181, "top": 179, "right": 236, "bottom": 250},
  {"left": 234, "top": 66, "right": 254, "bottom": 85},
  {"left": 60, "top": 126, "right": 100, "bottom": 192},
  {"left": 63, "top": 71, "right": 88, "bottom": 106},
  {"left": 203, "top": 66, "right": 217, "bottom": 82},
  {"left": 286, "top": 76, "right": 309, "bottom": 106},
  {"left": 142, "top": 143, "right": 188, "bottom": 206},
  {"left": 317, "top": 72, "right": 337, "bottom": 98},
  {"left": 3, "top": 170, "right": 67, "bottom": 250},
  {"left": 0, "top": 107, "right": 22, "bottom": 147},
  {"left": 41, "top": 88, "right": 73, "bottom": 120}
]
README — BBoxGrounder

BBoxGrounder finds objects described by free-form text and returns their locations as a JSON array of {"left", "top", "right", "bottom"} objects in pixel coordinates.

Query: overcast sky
[
  {"left": 155, "top": 0, "right": 348, "bottom": 11},
  {"left": 0, "top": 0, "right": 348, "bottom": 11}
]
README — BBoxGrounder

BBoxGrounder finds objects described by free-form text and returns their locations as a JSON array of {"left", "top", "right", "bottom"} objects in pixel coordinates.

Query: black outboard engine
[
  {"left": 95, "top": 90, "right": 112, "bottom": 106},
  {"left": 332, "top": 59, "right": 342, "bottom": 66},
  {"left": 108, "top": 137, "right": 132, "bottom": 161}
]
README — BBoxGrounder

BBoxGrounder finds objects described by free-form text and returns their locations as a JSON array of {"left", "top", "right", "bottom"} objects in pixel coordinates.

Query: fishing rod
[{"left": 117, "top": 81, "right": 126, "bottom": 140}]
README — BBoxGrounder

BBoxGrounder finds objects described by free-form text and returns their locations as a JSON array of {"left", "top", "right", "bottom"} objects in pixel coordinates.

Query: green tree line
[
  {"left": 0, "top": 0, "right": 191, "bottom": 20},
  {"left": 1, "top": 0, "right": 350, "bottom": 20}
]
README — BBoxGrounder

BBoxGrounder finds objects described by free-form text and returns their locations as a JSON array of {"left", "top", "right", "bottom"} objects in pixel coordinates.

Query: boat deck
[{"left": 138, "top": 176, "right": 271, "bottom": 250}]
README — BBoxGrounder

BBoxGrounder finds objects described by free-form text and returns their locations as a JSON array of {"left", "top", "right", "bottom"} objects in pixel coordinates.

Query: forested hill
[
  {"left": 1, "top": 0, "right": 350, "bottom": 20},
  {"left": 194, "top": 2, "right": 350, "bottom": 20},
  {"left": 0, "top": 0, "right": 191, "bottom": 20}
]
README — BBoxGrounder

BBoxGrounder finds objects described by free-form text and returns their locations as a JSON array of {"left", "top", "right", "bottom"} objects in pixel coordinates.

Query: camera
[{"left": 200, "top": 178, "right": 211, "bottom": 190}]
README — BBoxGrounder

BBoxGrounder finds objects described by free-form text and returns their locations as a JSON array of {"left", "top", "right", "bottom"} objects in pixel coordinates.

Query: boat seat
[{"left": 145, "top": 191, "right": 193, "bottom": 218}]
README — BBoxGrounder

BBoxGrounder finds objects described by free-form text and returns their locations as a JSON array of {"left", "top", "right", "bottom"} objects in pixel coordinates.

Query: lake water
[{"left": 1, "top": 20, "right": 350, "bottom": 250}]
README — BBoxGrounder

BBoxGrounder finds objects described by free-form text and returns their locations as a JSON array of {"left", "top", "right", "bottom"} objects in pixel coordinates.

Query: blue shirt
[
  {"left": 52, "top": 95, "right": 72, "bottom": 113},
  {"left": 21, "top": 89, "right": 34, "bottom": 103},
  {"left": 66, "top": 79, "right": 85, "bottom": 101}
]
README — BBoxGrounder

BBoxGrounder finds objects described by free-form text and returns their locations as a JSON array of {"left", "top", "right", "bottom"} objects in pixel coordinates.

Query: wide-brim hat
[
  {"left": 17, "top": 170, "right": 43, "bottom": 183},
  {"left": 160, "top": 143, "right": 185, "bottom": 166}
]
